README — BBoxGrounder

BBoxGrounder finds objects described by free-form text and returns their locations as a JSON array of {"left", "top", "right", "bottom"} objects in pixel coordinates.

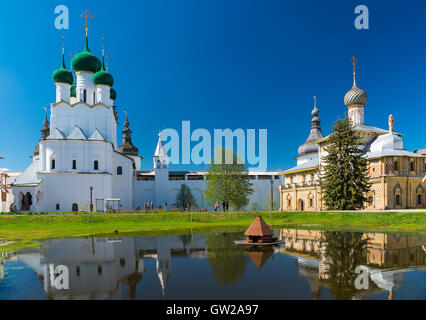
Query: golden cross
[
  {"left": 61, "top": 35, "right": 65, "bottom": 54},
  {"left": 351, "top": 55, "right": 358, "bottom": 74},
  {"left": 101, "top": 36, "right": 105, "bottom": 56},
  {"left": 80, "top": 9, "right": 93, "bottom": 36}
]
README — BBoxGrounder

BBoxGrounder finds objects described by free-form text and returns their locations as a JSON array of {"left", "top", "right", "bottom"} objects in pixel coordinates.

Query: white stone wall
[
  {"left": 50, "top": 102, "right": 117, "bottom": 148},
  {"left": 348, "top": 106, "right": 364, "bottom": 126},
  {"left": 135, "top": 172, "right": 282, "bottom": 211}
]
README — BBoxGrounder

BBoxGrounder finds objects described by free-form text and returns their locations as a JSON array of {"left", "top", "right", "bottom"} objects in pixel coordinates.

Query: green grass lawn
[{"left": 0, "top": 211, "right": 425, "bottom": 252}]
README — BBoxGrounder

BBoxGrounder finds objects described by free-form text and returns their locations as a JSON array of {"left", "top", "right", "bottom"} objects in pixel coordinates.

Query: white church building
[{"left": 10, "top": 32, "right": 282, "bottom": 213}]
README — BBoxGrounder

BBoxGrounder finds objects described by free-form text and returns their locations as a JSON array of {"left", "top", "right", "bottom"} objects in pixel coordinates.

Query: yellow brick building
[{"left": 279, "top": 59, "right": 426, "bottom": 211}]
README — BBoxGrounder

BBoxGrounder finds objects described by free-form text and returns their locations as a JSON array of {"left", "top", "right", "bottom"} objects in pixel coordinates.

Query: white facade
[{"left": 10, "top": 38, "right": 282, "bottom": 212}]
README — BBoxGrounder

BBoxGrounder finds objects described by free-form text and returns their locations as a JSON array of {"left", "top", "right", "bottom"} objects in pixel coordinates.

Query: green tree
[
  {"left": 320, "top": 231, "right": 369, "bottom": 299},
  {"left": 320, "top": 114, "right": 371, "bottom": 210},
  {"left": 176, "top": 184, "right": 196, "bottom": 210},
  {"left": 203, "top": 148, "right": 253, "bottom": 210}
]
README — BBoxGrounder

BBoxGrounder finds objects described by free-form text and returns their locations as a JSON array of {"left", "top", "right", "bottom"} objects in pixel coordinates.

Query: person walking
[
  {"left": 163, "top": 201, "right": 167, "bottom": 211},
  {"left": 214, "top": 201, "right": 218, "bottom": 211}
]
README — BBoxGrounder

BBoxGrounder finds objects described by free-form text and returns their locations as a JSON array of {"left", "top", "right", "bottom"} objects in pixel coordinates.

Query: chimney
[{"left": 388, "top": 114, "right": 394, "bottom": 132}]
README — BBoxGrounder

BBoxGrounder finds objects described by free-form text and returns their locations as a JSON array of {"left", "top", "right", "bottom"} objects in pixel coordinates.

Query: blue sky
[{"left": 0, "top": 0, "right": 425, "bottom": 172}]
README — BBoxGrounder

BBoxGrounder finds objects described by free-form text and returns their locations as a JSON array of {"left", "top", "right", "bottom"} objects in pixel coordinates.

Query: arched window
[
  {"left": 83, "top": 89, "right": 87, "bottom": 103},
  {"left": 72, "top": 203, "right": 78, "bottom": 212},
  {"left": 72, "top": 160, "right": 77, "bottom": 170},
  {"left": 94, "top": 160, "right": 99, "bottom": 171},
  {"left": 117, "top": 166, "right": 123, "bottom": 175},
  {"left": 395, "top": 195, "right": 401, "bottom": 206},
  {"left": 93, "top": 92, "right": 96, "bottom": 104},
  {"left": 51, "top": 159, "right": 56, "bottom": 170}
]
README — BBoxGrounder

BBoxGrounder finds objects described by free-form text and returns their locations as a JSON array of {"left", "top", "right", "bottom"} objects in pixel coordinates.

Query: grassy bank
[{"left": 0, "top": 211, "right": 425, "bottom": 252}]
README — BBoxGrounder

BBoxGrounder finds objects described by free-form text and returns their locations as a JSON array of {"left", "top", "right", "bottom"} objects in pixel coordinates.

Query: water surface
[{"left": 0, "top": 229, "right": 425, "bottom": 300}]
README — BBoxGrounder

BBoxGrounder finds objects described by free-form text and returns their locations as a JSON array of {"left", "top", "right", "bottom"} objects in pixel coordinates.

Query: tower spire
[
  {"left": 41, "top": 107, "right": 50, "bottom": 139},
  {"left": 351, "top": 55, "right": 358, "bottom": 87},
  {"left": 117, "top": 111, "right": 139, "bottom": 156},
  {"left": 61, "top": 35, "right": 66, "bottom": 68},
  {"left": 101, "top": 37, "right": 106, "bottom": 70},
  {"left": 297, "top": 97, "right": 323, "bottom": 157},
  {"left": 80, "top": 9, "right": 93, "bottom": 49},
  {"left": 312, "top": 96, "right": 318, "bottom": 114}
]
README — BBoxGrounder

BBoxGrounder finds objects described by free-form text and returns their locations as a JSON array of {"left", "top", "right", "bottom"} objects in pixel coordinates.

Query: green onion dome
[
  {"left": 110, "top": 88, "right": 117, "bottom": 101},
  {"left": 70, "top": 84, "right": 76, "bottom": 97},
  {"left": 71, "top": 37, "right": 101, "bottom": 73},
  {"left": 93, "top": 57, "right": 114, "bottom": 87},
  {"left": 52, "top": 55, "right": 74, "bottom": 85}
]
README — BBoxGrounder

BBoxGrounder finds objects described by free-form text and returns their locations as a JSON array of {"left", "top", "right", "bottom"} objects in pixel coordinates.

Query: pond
[{"left": 0, "top": 229, "right": 425, "bottom": 300}]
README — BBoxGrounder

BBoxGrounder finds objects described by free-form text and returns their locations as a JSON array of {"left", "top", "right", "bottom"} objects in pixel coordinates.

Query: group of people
[
  {"left": 141, "top": 201, "right": 168, "bottom": 211},
  {"left": 137, "top": 199, "right": 230, "bottom": 212},
  {"left": 214, "top": 201, "right": 229, "bottom": 211}
]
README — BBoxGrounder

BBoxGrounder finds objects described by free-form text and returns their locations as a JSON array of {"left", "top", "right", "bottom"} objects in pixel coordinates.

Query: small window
[
  {"left": 418, "top": 194, "right": 422, "bottom": 205},
  {"left": 72, "top": 160, "right": 77, "bottom": 170},
  {"left": 395, "top": 195, "right": 401, "bottom": 206},
  {"left": 93, "top": 92, "right": 96, "bottom": 104},
  {"left": 72, "top": 203, "right": 78, "bottom": 212},
  {"left": 120, "top": 258, "right": 125, "bottom": 268},
  {"left": 76, "top": 266, "right": 80, "bottom": 277},
  {"left": 117, "top": 166, "right": 122, "bottom": 175},
  {"left": 94, "top": 160, "right": 99, "bottom": 171},
  {"left": 97, "top": 265, "right": 102, "bottom": 275},
  {"left": 410, "top": 162, "right": 415, "bottom": 172},
  {"left": 51, "top": 159, "right": 56, "bottom": 170},
  {"left": 83, "top": 89, "right": 87, "bottom": 103},
  {"left": 309, "top": 198, "right": 313, "bottom": 207},
  {"left": 393, "top": 161, "right": 399, "bottom": 171},
  {"left": 56, "top": 204, "right": 60, "bottom": 211}
]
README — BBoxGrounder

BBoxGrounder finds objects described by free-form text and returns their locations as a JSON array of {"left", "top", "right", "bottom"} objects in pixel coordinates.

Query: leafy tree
[
  {"left": 203, "top": 148, "right": 253, "bottom": 210},
  {"left": 320, "top": 114, "right": 371, "bottom": 210},
  {"left": 176, "top": 184, "right": 196, "bottom": 210},
  {"left": 320, "top": 231, "right": 369, "bottom": 299}
]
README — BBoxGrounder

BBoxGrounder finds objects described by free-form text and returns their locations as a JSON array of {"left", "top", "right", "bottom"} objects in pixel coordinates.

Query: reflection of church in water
[
  {"left": 11, "top": 235, "right": 208, "bottom": 299},
  {"left": 279, "top": 229, "right": 426, "bottom": 300}
]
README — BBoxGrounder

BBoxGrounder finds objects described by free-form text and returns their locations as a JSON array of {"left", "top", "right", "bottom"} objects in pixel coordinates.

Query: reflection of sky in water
[
  {"left": 0, "top": 261, "right": 46, "bottom": 300},
  {"left": 0, "top": 230, "right": 425, "bottom": 300}
]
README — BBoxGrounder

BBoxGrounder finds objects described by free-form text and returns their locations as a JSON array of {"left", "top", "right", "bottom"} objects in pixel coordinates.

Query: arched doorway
[
  {"left": 21, "top": 192, "right": 32, "bottom": 211},
  {"left": 72, "top": 203, "right": 78, "bottom": 212},
  {"left": 298, "top": 199, "right": 304, "bottom": 211}
]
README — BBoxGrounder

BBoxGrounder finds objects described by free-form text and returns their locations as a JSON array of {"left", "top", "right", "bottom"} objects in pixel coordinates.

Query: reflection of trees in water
[
  {"left": 180, "top": 234, "right": 192, "bottom": 252},
  {"left": 206, "top": 233, "right": 249, "bottom": 286},
  {"left": 321, "top": 231, "right": 369, "bottom": 299}
]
